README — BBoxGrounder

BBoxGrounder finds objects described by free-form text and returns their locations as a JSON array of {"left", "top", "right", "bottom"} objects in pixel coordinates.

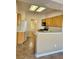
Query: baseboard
[{"left": 35, "top": 49, "right": 63, "bottom": 58}]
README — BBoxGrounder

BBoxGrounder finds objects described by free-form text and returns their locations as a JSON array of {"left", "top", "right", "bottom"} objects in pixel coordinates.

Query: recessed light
[
  {"left": 29, "top": 5, "right": 38, "bottom": 11},
  {"left": 36, "top": 7, "right": 46, "bottom": 12}
]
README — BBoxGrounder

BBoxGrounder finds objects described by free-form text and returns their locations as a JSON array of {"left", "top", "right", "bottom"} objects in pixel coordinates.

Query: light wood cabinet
[
  {"left": 17, "top": 32, "right": 25, "bottom": 44},
  {"left": 42, "top": 15, "right": 63, "bottom": 27},
  {"left": 52, "top": 15, "right": 63, "bottom": 27},
  {"left": 42, "top": 19, "right": 46, "bottom": 22},
  {"left": 17, "top": 13, "right": 21, "bottom": 25},
  {"left": 46, "top": 18, "right": 53, "bottom": 26},
  {"left": 16, "top": 13, "right": 25, "bottom": 45}
]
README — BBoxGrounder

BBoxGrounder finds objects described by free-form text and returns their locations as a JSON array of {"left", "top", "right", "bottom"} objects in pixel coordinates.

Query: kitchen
[{"left": 16, "top": 0, "right": 63, "bottom": 59}]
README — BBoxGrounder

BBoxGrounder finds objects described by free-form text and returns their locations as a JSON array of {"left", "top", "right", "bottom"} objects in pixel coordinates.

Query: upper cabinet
[
  {"left": 42, "top": 15, "right": 63, "bottom": 27},
  {"left": 52, "top": 15, "right": 63, "bottom": 27},
  {"left": 17, "top": 13, "right": 21, "bottom": 25},
  {"left": 46, "top": 18, "right": 53, "bottom": 27}
]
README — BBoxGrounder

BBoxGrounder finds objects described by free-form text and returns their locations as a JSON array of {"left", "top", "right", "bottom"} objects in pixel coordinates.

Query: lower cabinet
[{"left": 17, "top": 32, "right": 25, "bottom": 44}]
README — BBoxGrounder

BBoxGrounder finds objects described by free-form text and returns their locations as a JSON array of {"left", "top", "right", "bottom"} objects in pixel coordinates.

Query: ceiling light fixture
[
  {"left": 29, "top": 5, "right": 38, "bottom": 11},
  {"left": 36, "top": 7, "right": 46, "bottom": 12}
]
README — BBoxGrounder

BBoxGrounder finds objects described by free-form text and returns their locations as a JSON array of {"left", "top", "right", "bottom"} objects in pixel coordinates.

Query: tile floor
[{"left": 16, "top": 39, "right": 63, "bottom": 59}]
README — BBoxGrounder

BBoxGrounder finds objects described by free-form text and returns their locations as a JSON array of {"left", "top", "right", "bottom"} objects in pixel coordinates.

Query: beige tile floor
[{"left": 16, "top": 39, "right": 63, "bottom": 59}]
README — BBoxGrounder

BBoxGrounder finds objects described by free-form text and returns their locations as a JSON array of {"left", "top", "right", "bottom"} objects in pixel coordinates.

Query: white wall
[
  {"left": 52, "top": 0, "right": 63, "bottom": 4},
  {"left": 17, "top": 1, "right": 43, "bottom": 31},
  {"left": 43, "top": 11, "right": 62, "bottom": 18}
]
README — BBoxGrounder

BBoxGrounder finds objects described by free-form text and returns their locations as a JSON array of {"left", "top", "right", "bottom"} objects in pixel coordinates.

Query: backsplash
[{"left": 48, "top": 27, "right": 62, "bottom": 32}]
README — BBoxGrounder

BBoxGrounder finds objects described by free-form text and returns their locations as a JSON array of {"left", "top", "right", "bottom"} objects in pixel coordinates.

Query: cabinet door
[
  {"left": 46, "top": 18, "right": 53, "bottom": 27},
  {"left": 17, "top": 32, "right": 25, "bottom": 44},
  {"left": 42, "top": 19, "right": 46, "bottom": 22},
  {"left": 17, "top": 13, "right": 21, "bottom": 25},
  {"left": 16, "top": 13, "right": 22, "bottom": 45},
  {"left": 42, "top": 15, "right": 63, "bottom": 27},
  {"left": 52, "top": 15, "right": 63, "bottom": 27}
]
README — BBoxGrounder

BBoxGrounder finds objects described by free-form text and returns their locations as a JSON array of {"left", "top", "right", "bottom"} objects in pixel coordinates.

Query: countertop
[{"left": 35, "top": 31, "right": 62, "bottom": 35}]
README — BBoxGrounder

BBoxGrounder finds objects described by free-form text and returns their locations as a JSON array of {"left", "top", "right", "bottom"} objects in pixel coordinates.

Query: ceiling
[
  {"left": 52, "top": 0, "right": 63, "bottom": 4},
  {"left": 17, "top": 0, "right": 63, "bottom": 16}
]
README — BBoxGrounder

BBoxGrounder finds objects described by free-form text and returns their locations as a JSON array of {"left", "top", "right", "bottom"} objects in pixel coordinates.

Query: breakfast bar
[{"left": 35, "top": 31, "right": 63, "bottom": 57}]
